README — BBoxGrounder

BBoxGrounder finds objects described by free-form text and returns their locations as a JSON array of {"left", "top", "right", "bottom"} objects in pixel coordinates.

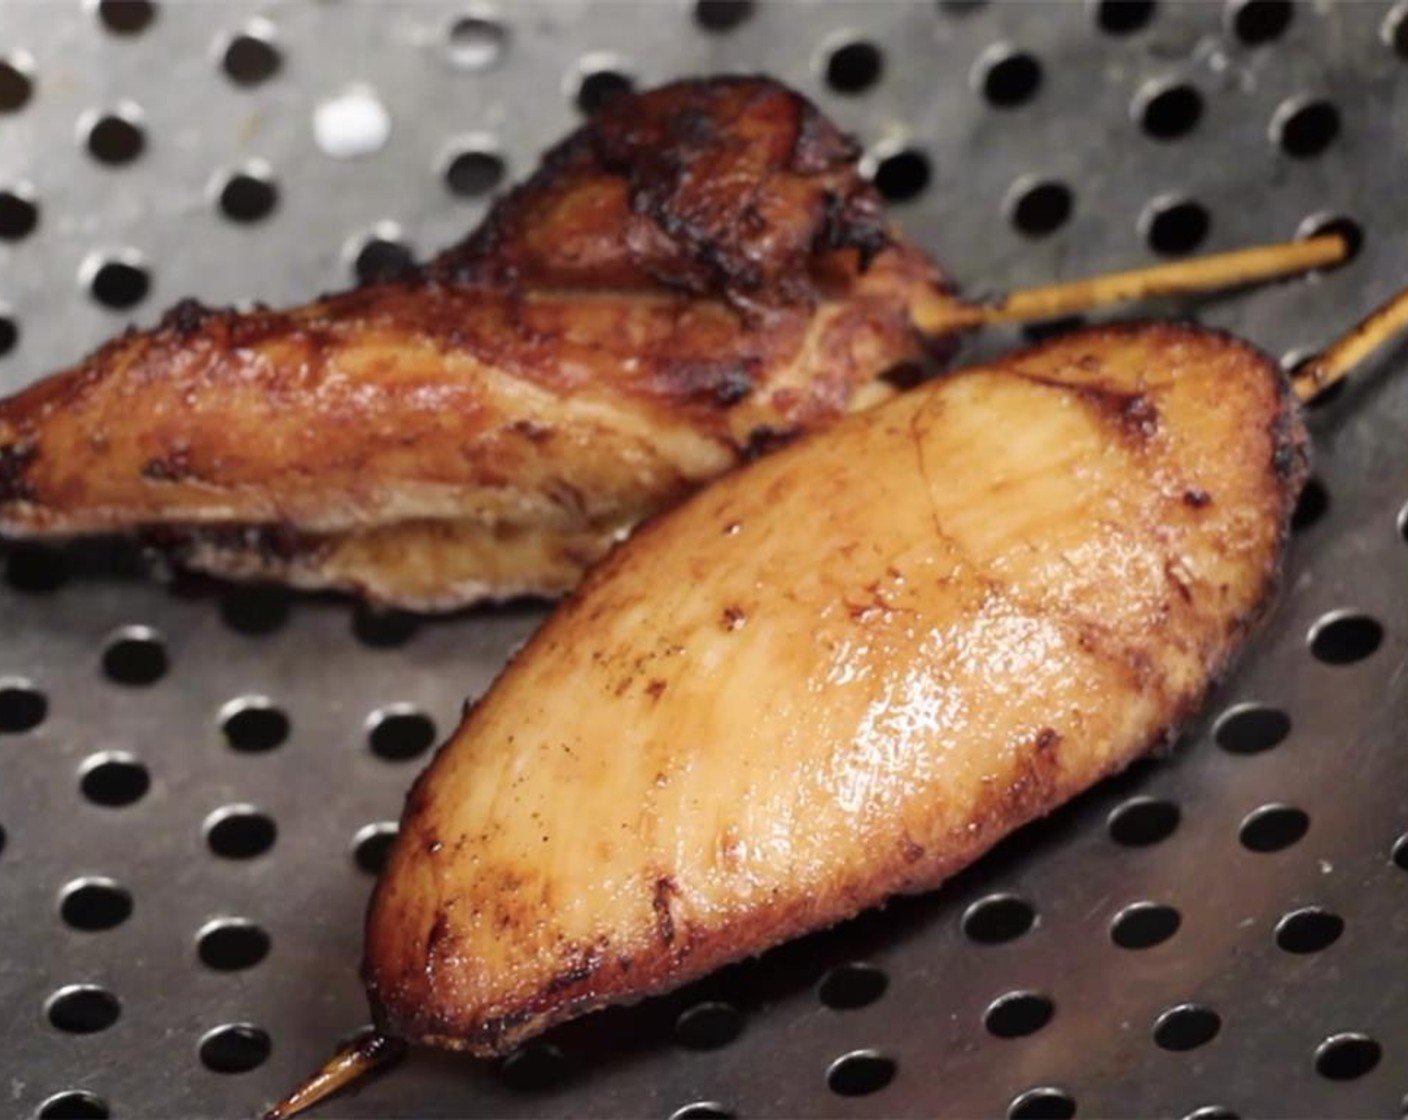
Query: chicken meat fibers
[
  {"left": 362, "top": 322, "right": 1304, "bottom": 1054},
  {"left": 0, "top": 76, "right": 1339, "bottom": 610}
]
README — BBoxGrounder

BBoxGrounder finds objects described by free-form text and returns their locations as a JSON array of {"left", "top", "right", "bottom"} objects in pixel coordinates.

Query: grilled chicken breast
[
  {"left": 0, "top": 77, "right": 955, "bottom": 609},
  {"left": 364, "top": 322, "right": 1306, "bottom": 1053}
]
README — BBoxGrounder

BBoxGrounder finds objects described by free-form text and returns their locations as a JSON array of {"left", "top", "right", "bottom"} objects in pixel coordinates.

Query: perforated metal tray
[{"left": 2, "top": 2, "right": 1407, "bottom": 1118}]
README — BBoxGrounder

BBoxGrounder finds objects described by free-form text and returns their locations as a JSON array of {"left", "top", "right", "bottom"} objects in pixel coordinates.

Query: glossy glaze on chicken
[{"left": 364, "top": 323, "right": 1306, "bottom": 1053}]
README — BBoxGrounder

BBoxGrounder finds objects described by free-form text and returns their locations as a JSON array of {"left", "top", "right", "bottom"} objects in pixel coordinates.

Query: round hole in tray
[
  {"left": 1385, "top": 3, "right": 1408, "bottom": 57},
  {"left": 0, "top": 680, "right": 47, "bottom": 734},
  {"left": 351, "top": 231, "right": 415, "bottom": 286},
  {"left": 0, "top": 54, "right": 35, "bottom": 114},
  {"left": 217, "top": 167, "right": 278, "bottom": 223},
  {"left": 79, "top": 753, "right": 150, "bottom": 808},
  {"left": 574, "top": 64, "right": 635, "bottom": 116},
  {"left": 1314, "top": 1032, "right": 1381, "bottom": 1080},
  {"left": 825, "top": 40, "right": 884, "bottom": 95},
  {"left": 499, "top": 1041, "right": 568, "bottom": 1091},
  {"left": 985, "top": 991, "right": 1054, "bottom": 1039},
  {"left": 1239, "top": 804, "right": 1309, "bottom": 853},
  {"left": 1095, "top": 0, "right": 1157, "bottom": 34},
  {"left": 962, "top": 893, "right": 1035, "bottom": 944},
  {"left": 368, "top": 706, "right": 438, "bottom": 761},
  {"left": 353, "top": 821, "right": 398, "bottom": 875},
  {"left": 1297, "top": 213, "right": 1363, "bottom": 269},
  {"left": 0, "top": 310, "right": 17, "bottom": 357},
  {"left": 46, "top": 985, "right": 121, "bottom": 1034},
  {"left": 446, "top": 11, "right": 507, "bottom": 70},
  {"left": 84, "top": 253, "right": 150, "bottom": 310},
  {"left": 1274, "top": 907, "right": 1344, "bottom": 954},
  {"left": 60, "top": 878, "right": 133, "bottom": 932},
  {"left": 1308, "top": 612, "right": 1383, "bottom": 665},
  {"left": 1392, "top": 833, "right": 1408, "bottom": 870},
  {"left": 1272, "top": 97, "right": 1340, "bottom": 159},
  {"left": 1143, "top": 196, "right": 1210, "bottom": 256},
  {"left": 206, "top": 806, "right": 277, "bottom": 860},
  {"left": 219, "top": 584, "right": 290, "bottom": 635},
  {"left": 1291, "top": 478, "right": 1329, "bottom": 531},
  {"left": 1108, "top": 796, "right": 1181, "bottom": 846},
  {"left": 1153, "top": 1003, "right": 1221, "bottom": 1051},
  {"left": 868, "top": 146, "right": 931, "bottom": 203},
  {"left": 1008, "top": 1087, "right": 1076, "bottom": 1120},
  {"left": 221, "top": 25, "right": 281, "bottom": 87},
  {"left": 197, "top": 918, "right": 271, "bottom": 971},
  {"left": 826, "top": 1050, "right": 896, "bottom": 1097},
  {"left": 5, "top": 543, "right": 68, "bottom": 592},
  {"left": 199, "top": 1023, "right": 271, "bottom": 1073},
  {"left": 1111, "top": 901, "right": 1181, "bottom": 949},
  {"left": 444, "top": 140, "right": 506, "bottom": 198},
  {"left": 36, "top": 1090, "right": 110, "bottom": 1119},
  {"left": 695, "top": 0, "right": 754, "bottom": 32},
  {"left": 96, "top": 0, "right": 155, "bottom": 35},
  {"left": 84, "top": 109, "right": 145, "bottom": 165},
  {"left": 1184, "top": 1108, "right": 1239, "bottom": 1120},
  {"left": 1229, "top": 0, "right": 1294, "bottom": 45},
  {"left": 670, "top": 1104, "right": 736, "bottom": 1120},
  {"left": 1214, "top": 703, "right": 1291, "bottom": 754},
  {"left": 101, "top": 626, "right": 168, "bottom": 686},
  {"left": 0, "top": 186, "right": 38, "bottom": 240},
  {"left": 0, "top": 821, "right": 6, "bottom": 858},
  {"left": 1009, "top": 178, "right": 1073, "bottom": 237},
  {"left": 352, "top": 604, "right": 421, "bottom": 647},
  {"left": 220, "top": 698, "right": 289, "bottom": 754},
  {"left": 1136, "top": 80, "right": 1203, "bottom": 140},
  {"left": 674, "top": 1001, "right": 744, "bottom": 1050},
  {"left": 976, "top": 44, "right": 1042, "bottom": 107},
  {"left": 819, "top": 962, "right": 889, "bottom": 1010}
]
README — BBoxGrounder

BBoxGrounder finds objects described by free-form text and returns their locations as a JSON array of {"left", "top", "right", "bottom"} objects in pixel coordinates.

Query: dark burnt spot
[
  {"left": 652, "top": 876, "right": 679, "bottom": 946},
  {"left": 1183, "top": 488, "right": 1212, "bottom": 508},
  {"left": 1035, "top": 727, "right": 1061, "bottom": 752},
  {"left": 901, "top": 835, "right": 925, "bottom": 863},
  {"left": 159, "top": 297, "right": 216, "bottom": 337},
  {"left": 510, "top": 419, "right": 553, "bottom": 444},
  {"left": 543, "top": 945, "right": 605, "bottom": 995},
  {"left": 721, "top": 606, "right": 746, "bottom": 631},
  {"left": 426, "top": 912, "right": 452, "bottom": 959},
  {"left": 646, "top": 678, "right": 667, "bottom": 700},
  {"left": 713, "top": 369, "right": 754, "bottom": 406},
  {"left": 0, "top": 441, "right": 37, "bottom": 503},
  {"left": 741, "top": 424, "right": 800, "bottom": 461},
  {"left": 1122, "top": 394, "right": 1158, "bottom": 436},
  {"left": 140, "top": 446, "right": 195, "bottom": 482},
  {"left": 466, "top": 1008, "right": 536, "bottom": 1052}
]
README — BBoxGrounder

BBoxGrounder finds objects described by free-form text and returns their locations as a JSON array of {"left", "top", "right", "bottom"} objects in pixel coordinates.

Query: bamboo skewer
[
  {"left": 1292, "top": 281, "right": 1408, "bottom": 401},
  {"left": 912, "top": 233, "right": 1348, "bottom": 334},
  {"left": 261, "top": 1032, "right": 406, "bottom": 1120}
]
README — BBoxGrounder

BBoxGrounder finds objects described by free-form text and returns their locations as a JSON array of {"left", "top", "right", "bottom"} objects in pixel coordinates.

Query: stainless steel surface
[{"left": 2, "top": 1, "right": 1407, "bottom": 1117}]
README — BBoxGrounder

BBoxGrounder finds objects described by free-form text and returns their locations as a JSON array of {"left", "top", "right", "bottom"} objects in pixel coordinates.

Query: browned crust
[
  {"left": 362, "top": 321, "right": 1309, "bottom": 1055},
  {"left": 0, "top": 77, "right": 955, "bottom": 579}
]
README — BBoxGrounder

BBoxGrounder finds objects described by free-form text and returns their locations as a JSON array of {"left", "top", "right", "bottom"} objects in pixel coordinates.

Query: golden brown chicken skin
[
  {"left": 0, "top": 77, "right": 956, "bottom": 609},
  {"left": 364, "top": 323, "right": 1306, "bottom": 1053}
]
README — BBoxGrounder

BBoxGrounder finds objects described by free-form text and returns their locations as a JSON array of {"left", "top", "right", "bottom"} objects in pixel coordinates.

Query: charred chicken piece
[{"left": 0, "top": 77, "right": 954, "bottom": 609}]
